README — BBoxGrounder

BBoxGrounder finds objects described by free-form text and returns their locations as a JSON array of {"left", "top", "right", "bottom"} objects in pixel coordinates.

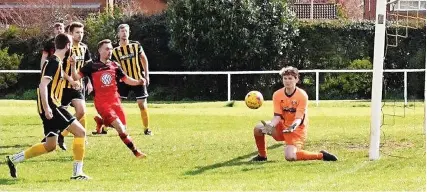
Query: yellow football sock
[
  {"left": 140, "top": 108, "right": 149, "bottom": 129},
  {"left": 72, "top": 137, "right": 85, "bottom": 161},
  {"left": 79, "top": 115, "right": 87, "bottom": 129},
  {"left": 24, "top": 143, "right": 48, "bottom": 159}
]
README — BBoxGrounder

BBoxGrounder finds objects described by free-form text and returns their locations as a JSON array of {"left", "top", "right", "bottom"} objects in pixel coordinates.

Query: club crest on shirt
[
  {"left": 101, "top": 73, "right": 113, "bottom": 86},
  {"left": 291, "top": 100, "right": 298, "bottom": 105}
]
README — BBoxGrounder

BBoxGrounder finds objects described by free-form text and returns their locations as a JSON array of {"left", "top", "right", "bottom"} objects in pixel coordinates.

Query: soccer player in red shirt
[
  {"left": 251, "top": 66, "right": 338, "bottom": 162},
  {"left": 70, "top": 39, "right": 146, "bottom": 158}
]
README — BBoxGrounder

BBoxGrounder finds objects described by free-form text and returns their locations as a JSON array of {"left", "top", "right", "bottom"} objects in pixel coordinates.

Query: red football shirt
[{"left": 79, "top": 60, "right": 127, "bottom": 104}]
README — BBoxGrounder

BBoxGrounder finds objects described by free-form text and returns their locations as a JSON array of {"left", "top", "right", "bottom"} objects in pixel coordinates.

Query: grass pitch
[{"left": 0, "top": 100, "right": 425, "bottom": 191}]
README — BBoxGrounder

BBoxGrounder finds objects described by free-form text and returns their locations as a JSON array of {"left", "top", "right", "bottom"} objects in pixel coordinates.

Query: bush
[
  {"left": 167, "top": 0, "right": 299, "bottom": 71},
  {"left": 21, "top": 89, "right": 38, "bottom": 100},
  {"left": 321, "top": 59, "right": 373, "bottom": 99},
  {"left": 0, "top": 11, "right": 425, "bottom": 101},
  {"left": 0, "top": 47, "right": 22, "bottom": 91}
]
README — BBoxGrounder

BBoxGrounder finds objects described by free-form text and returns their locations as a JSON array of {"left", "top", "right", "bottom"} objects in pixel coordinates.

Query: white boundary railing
[{"left": 0, "top": 69, "right": 425, "bottom": 105}]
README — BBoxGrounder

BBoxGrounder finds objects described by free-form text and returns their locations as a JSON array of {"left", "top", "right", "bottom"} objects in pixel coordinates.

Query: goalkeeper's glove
[
  {"left": 283, "top": 123, "right": 297, "bottom": 133},
  {"left": 260, "top": 120, "right": 274, "bottom": 135}
]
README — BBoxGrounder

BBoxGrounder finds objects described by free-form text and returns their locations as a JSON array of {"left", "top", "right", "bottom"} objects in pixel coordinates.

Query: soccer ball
[{"left": 245, "top": 91, "right": 264, "bottom": 109}]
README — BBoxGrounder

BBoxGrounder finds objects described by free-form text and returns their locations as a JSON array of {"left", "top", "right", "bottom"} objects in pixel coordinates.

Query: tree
[
  {"left": 167, "top": 0, "right": 299, "bottom": 71},
  {"left": 0, "top": 48, "right": 22, "bottom": 90}
]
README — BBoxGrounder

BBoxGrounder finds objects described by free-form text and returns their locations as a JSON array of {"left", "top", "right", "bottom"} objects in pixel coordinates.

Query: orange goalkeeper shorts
[{"left": 272, "top": 123, "right": 307, "bottom": 149}]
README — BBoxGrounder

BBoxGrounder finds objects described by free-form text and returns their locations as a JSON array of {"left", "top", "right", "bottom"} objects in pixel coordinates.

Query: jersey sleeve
[
  {"left": 79, "top": 61, "right": 92, "bottom": 77},
  {"left": 84, "top": 46, "right": 92, "bottom": 62},
  {"left": 137, "top": 42, "right": 144, "bottom": 54},
  {"left": 111, "top": 48, "right": 119, "bottom": 62},
  {"left": 42, "top": 60, "right": 59, "bottom": 80},
  {"left": 115, "top": 63, "right": 127, "bottom": 80},
  {"left": 273, "top": 91, "right": 282, "bottom": 117},
  {"left": 295, "top": 91, "right": 308, "bottom": 119}
]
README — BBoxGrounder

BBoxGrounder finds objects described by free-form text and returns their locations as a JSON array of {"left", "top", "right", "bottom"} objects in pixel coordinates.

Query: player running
[
  {"left": 5, "top": 34, "right": 90, "bottom": 180},
  {"left": 70, "top": 39, "right": 146, "bottom": 158}
]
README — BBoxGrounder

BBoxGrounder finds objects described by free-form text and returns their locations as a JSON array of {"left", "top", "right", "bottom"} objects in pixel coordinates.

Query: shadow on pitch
[
  {"left": 185, "top": 143, "right": 285, "bottom": 176},
  {"left": 0, "top": 178, "right": 17, "bottom": 185},
  {"left": 0, "top": 144, "right": 32, "bottom": 149}
]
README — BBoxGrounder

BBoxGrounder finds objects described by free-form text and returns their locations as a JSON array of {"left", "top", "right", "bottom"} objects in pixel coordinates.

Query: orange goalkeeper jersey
[{"left": 273, "top": 87, "right": 308, "bottom": 128}]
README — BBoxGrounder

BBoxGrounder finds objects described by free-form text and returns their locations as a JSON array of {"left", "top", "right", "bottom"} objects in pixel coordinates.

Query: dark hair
[
  {"left": 69, "top": 22, "right": 84, "bottom": 33},
  {"left": 65, "top": 25, "right": 70, "bottom": 33},
  {"left": 279, "top": 66, "right": 299, "bottom": 79},
  {"left": 97, "top": 39, "right": 112, "bottom": 50},
  {"left": 53, "top": 22, "right": 64, "bottom": 28},
  {"left": 54, "top": 33, "right": 70, "bottom": 49}
]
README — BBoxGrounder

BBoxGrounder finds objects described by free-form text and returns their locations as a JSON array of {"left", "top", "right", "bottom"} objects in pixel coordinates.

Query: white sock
[
  {"left": 72, "top": 161, "right": 83, "bottom": 176},
  {"left": 10, "top": 151, "right": 25, "bottom": 163}
]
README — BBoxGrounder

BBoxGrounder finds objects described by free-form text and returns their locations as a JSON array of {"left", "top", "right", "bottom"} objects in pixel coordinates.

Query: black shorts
[
  {"left": 61, "top": 88, "right": 85, "bottom": 106},
  {"left": 39, "top": 105, "right": 75, "bottom": 137},
  {"left": 118, "top": 81, "right": 149, "bottom": 100}
]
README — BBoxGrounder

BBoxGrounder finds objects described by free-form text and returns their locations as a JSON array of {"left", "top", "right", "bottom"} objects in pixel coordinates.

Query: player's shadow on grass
[
  {"left": 0, "top": 144, "right": 31, "bottom": 149},
  {"left": 0, "top": 178, "right": 17, "bottom": 185},
  {"left": 185, "top": 143, "right": 283, "bottom": 176}
]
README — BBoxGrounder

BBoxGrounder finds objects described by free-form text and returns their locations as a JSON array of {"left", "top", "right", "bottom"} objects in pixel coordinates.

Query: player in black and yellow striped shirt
[
  {"left": 108, "top": 24, "right": 152, "bottom": 135},
  {"left": 60, "top": 22, "right": 92, "bottom": 139},
  {"left": 5, "top": 33, "right": 90, "bottom": 180}
]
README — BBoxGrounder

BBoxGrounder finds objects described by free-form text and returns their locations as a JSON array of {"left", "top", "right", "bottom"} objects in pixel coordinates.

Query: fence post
[
  {"left": 227, "top": 73, "right": 231, "bottom": 102},
  {"left": 316, "top": 71, "right": 319, "bottom": 106},
  {"left": 404, "top": 71, "right": 408, "bottom": 106}
]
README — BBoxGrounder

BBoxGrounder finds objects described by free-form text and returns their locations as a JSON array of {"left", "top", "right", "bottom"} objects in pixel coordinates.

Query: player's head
[
  {"left": 54, "top": 33, "right": 71, "bottom": 51},
  {"left": 279, "top": 66, "right": 299, "bottom": 88},
  {"left": 53, "top": 22, "right": 64, "bottom": 36},
  {"left": 69, "top": 22, "right": 84, "bottom": 43},
  {"left": 117, "top": 24, "right": 130, "bottom": 40},
  {"left": 97, "top": 39, "right": 113, "bottom": 60}
]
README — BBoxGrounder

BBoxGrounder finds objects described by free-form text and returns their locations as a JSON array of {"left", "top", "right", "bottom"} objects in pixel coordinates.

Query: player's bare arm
[
  {"left": 64, "top": 71, "right": 81, "bottom": 90},
  {"left": 139, "top": 51, "right": 149, "bottom": 85},
  {"left": 40, "top": 53, "right": 48, "bottom": 69},
  {"left": 123, "top": 76, "right": 145, "bottom": 86},
  {"left": 39, "top": 77, "right": 53, "bottom": 119},
  {"left": 70, "top": 57, "right": 83, "bottom": 81}
]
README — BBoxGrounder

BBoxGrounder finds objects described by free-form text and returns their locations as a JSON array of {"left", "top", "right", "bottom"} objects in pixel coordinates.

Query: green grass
[{"left": 0, "top": 100, "right": 425, "bottom": 191}]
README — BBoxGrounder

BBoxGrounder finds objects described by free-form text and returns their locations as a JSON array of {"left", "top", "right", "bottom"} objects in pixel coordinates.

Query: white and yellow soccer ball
[{"left": 245, "top": 91, "right": 264, "bottom": 109}]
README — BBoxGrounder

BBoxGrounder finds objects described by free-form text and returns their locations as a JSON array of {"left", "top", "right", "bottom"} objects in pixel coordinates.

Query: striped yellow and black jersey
[
  {"left": 62, "top": 42, "right": 91, "bottom": 88},
  {"left": 112, "top": 41, "right": 145, "bottom": 80},
  {"left": 37, "top": 55, "right": 64, "bottom": 114}
]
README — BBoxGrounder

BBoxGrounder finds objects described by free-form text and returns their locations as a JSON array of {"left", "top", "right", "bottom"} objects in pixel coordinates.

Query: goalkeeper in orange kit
[{"left": 251, "top": 66, "right": 338, "bottom": 162}]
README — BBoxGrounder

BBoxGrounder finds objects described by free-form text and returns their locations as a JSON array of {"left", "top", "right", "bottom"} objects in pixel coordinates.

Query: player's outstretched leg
[
  {"left": 285, "top": 146, "right": 338, "bottom": 161},
  {"left": 5, "top": 135, "right": 57, "bottom": 178},
  {"left": 40, "top": 134, "right": 66, "bottom": 151},
  {"left": 111, "top": 118, "right": 146, "bottom": 158}
]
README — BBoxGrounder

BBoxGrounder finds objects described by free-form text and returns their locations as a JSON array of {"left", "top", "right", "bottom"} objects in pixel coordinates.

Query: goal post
[
  {"left": 369, "top": 0, "right": 387, "bottom": 161},
  {"left": 425, "top": 20, "right": 427, "bottom": 134},
  {"left": 370, "top": 0, "right": 427, "bottom": 160}
]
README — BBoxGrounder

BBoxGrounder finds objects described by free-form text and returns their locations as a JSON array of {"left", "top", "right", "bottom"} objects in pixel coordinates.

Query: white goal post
[{"left": 369, "top": 0, "right": 427, "bottom": 160}]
